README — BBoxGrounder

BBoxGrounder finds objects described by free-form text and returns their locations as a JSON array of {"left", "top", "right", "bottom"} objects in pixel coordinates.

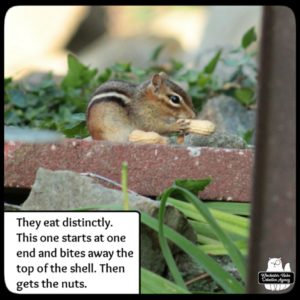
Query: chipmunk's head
[{"left": 146, "top": 72, "right": 196, "bottom": 119}]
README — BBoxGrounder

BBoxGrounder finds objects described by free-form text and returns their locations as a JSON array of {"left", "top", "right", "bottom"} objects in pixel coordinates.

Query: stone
[
  {"left": 185, "top": 132, "right": 247, "bottom": 149},
  {"left": 198, "top": 95, "right": 256, "bottom": 144}
]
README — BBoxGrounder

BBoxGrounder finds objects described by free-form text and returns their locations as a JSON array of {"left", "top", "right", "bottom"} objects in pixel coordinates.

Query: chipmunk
[{"left": 86, "top": 72, "right": 196, "bottom": 142}]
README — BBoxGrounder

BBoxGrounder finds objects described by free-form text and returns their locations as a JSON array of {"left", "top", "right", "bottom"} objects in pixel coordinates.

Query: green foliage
[
  {"left": 141, "top": 268, "right": 191, "bottom": 294},
  {"left": 203, "top": 50, "right": 222, "bottom": 74},
  {"left": 150, "top": 44, "right": 165, "bottom": 62},
  {"left": 157, "top": 180, "right": 247, "bottom": 292},
  {"left": 241, "top": 27, "right": 257, "bottom": 49},
  {"left": 5, "top": 27, "right": 257, "bottom": 138},
  {"left": 242, "top": 129, "right": 254, "bottom": 145},
  {"left": 234, "top": 88, "right": 255, "bottom": 106},
  {"left": 172, "top": 178, "right": 211, "bottom": 199},
  {"left": 61, "top": 55, "right": 98, "bottom": 90}
]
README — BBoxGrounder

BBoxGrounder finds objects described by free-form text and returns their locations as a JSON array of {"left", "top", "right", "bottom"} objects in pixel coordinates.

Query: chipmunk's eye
[{"left": 168, "top": 95, "right": 181, "bottom": 104}]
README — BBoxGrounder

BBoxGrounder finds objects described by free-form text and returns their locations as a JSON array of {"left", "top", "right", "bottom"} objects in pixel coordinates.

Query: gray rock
[
  {"left": 185, "top": 131, "right": 247, "bottom": 149},
  {"left": 4, "top": 203, "right": 22, "bottom": 211},
  {"left": 22, "top": 168, "right": 196, "bottom": 275},
  {"left": 198, "top": 95, "right": 256, "bottom": 144}
]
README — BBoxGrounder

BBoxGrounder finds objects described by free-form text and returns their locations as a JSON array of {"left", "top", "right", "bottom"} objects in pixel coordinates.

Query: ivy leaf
[
  {"left": 150, "top": 44, "right": 164, "bottom": 62},
  {"left": 70, "top": 113, "right": 86, "bottom": 122},
  {"left": 111, "top": 62, "right": 132, "bottom": 73},
  {"left": 178, "top": 70, "right": 199, "bottom": 84},
  {"left": 242, "top": 129, "right": 254, "bottom": 144},
  {"left": 62, "top": 121, "right": 89, "bottom": 138},
  {"left": 170, "top": 59, "right": 184, "bottom": 73},
  {"left": 234, "top": 88, "right": 255, "bottom": 106},
  {"left": 174, "top": 178, "right": 212, "bottom": 196},
  {"left": 97, "top": 68, "right": 112, "bottom": 84},
  {"left": 241, "top": 27, "right": 257, "bottom": 49},
  {"left": 203, "top": 50, "right": 222, "bottom": 74},
  {"left": 197, "top": 73, "right": 211, "bottom": 88},
  {"left": 5, "top": 110, "right": 22, "bottom": 125},
  {"left": 5, "top": 77, "right": 12, "bottom": 88},
  {"left": 8, "top": 90, "right": 27, "bottom": 108},
  {"left": 61, "top": 54, "right": 97, "bottom": 90}
]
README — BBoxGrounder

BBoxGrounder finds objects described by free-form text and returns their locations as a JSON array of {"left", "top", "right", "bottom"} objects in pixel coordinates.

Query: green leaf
[
  {"left": 205, "top": 202, "right": 251, "bottom": 216},
  {"left": 241, "top": 27, "right": 257, "bottom": 49},
  {"left": 61, "top": 54, "right": 98, "bottom": 90},
  {"left": 62, "top": 121, "right": 88, "bottom": 138},
  {"left": 203, "top": 50, "right": 222, "bottom": 74},
  {"left": 197, "top": 73, "right": 211, "bottom": 88},
  {"left": 170, "top": 59, "right": 184, "bottom": 72},
  {"left": 97, "top": 68, "right": 112, "bottom": 84},
  {"left": 5, "top": 77, "right": 12, "bottom": 88},
  {"left": 174, "top": 178, "right": 211, "bottom": 196},
  {"left": 141, "top": 268, "right": 190, "bottom": 294},
  {"left": 150, "top": 44, "right": 164, "bottom": 62},
  {"left": 199, "top": 240, "right": 248, "bottom": 256},
  {"left": 8, "top": 90, "right": 27, "bottom": 108},
  {"left": 111, "top": 62, "right": 132, "bottom": 73},
  {"left": 242, "top": 129, "right": 254, "bottom": 144},
  {"left": 70, "top": 113, "right": 86, "bottom": 121},
  {"left": 234, "top": 88, "right": 255, "bottom": 106},
  {"left": 5, "top": 110, "right": 22, "bottom": 125},
  {"left": 178, "top": 70, "right": 199, "bottom": 84},
  {"left": 131, "top": 67, "right": 147, "bottom": 79}
]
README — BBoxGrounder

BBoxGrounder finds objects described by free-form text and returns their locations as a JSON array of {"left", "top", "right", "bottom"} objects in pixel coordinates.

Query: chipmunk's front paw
[{"left": 175, "top": 119, "right": 191, "bottom": 133}]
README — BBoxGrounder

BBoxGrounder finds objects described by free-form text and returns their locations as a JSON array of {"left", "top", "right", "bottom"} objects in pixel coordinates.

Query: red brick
[{"left": 4, "top": 139, "right": 254, "bottom": 201}]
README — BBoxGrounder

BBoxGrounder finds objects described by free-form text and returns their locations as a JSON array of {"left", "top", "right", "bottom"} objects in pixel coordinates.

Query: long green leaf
[
  {"left": 141, "top": 268, "right": 190, "bottom": 294},
  {"left": 141, "top": 211, "right": 245, "bottom": 293},
  {"left": 175, "top": 178, "right": 211, "bottom": 195},
  {"left": 203, "top": 50, "right": 222, "bottom": 74},
  {"left": 241, "top": 27, "right": 257, "bottom": 49},
  {"left": 205, "top": 202, "right": 251, "bottom": 216},
  {"left": 197, "top": 234, "right": 220, "bottom": 245},
  {"left": 200, "top": 240, "right": 248, "bottom": 256},
  {"left": 150, "top": 44, "right": 165, "bottom": 62},
  {"left": 190, "top": 220, "right": 245, "bottom": 241}
]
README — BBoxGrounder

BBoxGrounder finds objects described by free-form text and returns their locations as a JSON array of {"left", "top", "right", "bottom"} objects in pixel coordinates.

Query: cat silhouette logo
[{"left": 258, "top": 258, "right": 294, "bottom": 291}]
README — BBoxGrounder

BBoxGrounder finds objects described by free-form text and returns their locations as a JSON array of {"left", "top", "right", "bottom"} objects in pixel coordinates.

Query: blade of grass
[
  {"left": 200, "top": 240, "right": 248, "bottom": 256},
  {"left": 205, "top": 202, "right": 251, "bottom": 216},
  {"left": 197, "top": 234, "right": 221, "bottom": 245},
  {"left": 190, "top": 220, "right": 245, "bottom": 241},
  {"left": 141, "top": 211, "right": 245, "bottom": 293},
  {"left": 141, "top": 268, "right": 190, "bottom": 294}
]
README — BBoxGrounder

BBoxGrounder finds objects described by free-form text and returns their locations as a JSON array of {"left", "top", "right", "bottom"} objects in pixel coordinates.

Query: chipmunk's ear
[{"left": 151, "top": 72, "right": 168, "bottom": 93}]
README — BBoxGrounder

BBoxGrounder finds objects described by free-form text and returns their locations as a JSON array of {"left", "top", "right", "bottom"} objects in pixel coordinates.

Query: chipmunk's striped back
[{"left": 86, "top": 80, "right": 136, "bottom": 119}]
